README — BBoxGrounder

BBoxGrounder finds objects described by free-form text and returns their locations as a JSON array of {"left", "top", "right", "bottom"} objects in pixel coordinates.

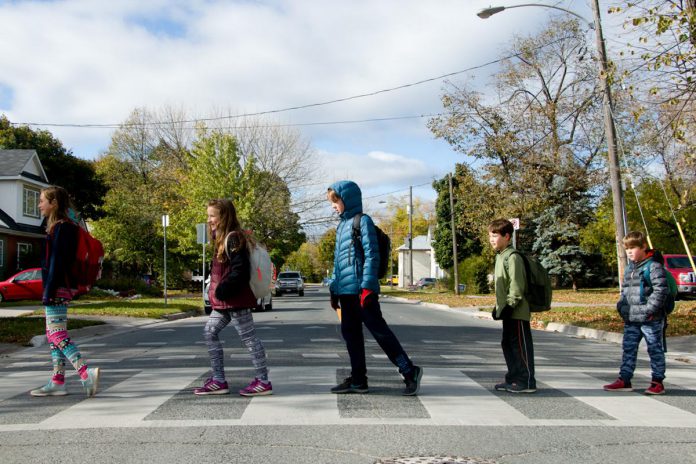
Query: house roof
[
  {"left": 396, "top": 235, "right": 431, "bottom": 251},
  {"left": 0, "top": 149, "right": 49, "bottom": 182},
  {"left": 0, "top": 208, "right": 45, "bottom": 236}
]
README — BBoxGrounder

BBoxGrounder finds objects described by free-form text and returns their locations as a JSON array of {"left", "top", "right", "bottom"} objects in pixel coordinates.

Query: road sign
[
  {"left": 162, "top": 214, "right": 170, "bottom": 227},
  {"left": 509, "top": 218, "right": 520, "bottom": 230},
  {"left": 196, "top": 223, "right": 207, "bottom": 244}
]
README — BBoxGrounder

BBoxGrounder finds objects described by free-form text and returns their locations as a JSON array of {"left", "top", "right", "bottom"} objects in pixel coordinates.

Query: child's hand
[
  {"left": 330, "top": 292, "right": 340, "bottom": 310},
  {"left": 360, "top": 289, "right": 374, "bottom": 308}
]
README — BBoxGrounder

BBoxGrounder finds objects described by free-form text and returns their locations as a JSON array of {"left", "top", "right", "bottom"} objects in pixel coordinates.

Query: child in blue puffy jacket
[{"left": 327, "top": 180, "right": 422, "bottom": 396}]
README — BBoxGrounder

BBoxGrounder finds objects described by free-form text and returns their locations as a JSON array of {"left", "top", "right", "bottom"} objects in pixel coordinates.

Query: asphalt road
[{"left": 1, "top": 286, "right": 695, "bottom": 464}]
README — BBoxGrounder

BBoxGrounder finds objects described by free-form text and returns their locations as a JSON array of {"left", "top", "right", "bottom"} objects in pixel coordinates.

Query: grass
[
  {"left": 381, "top": 286, "right": 696, "bottom": 336},
  {"left": 0, "top": 317, "right": 105, "bottom": 345},
  {"left": 36, "top": 298, "right": 204, "bottom": 319}
]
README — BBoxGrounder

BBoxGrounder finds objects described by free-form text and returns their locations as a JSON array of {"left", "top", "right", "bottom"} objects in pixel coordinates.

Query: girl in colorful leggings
[
  {"left": 194, "top": 198, "right": 271, "bottom": 396},
  {"left": 30, "top": 186, "right": 100, "bottom": 398}
]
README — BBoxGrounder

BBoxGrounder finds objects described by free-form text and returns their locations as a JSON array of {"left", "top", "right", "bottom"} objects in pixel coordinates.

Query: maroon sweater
[{"left": 208, "top": 233, "right": 256, "bottom": 310}]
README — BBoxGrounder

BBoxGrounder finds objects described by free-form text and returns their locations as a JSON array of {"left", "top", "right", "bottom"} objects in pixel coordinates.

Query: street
[{"left": 1, "top": 286, "right": 695, "bottom": 464}]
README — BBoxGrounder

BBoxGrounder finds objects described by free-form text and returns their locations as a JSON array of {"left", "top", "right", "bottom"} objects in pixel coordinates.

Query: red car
[
  {"left": 663, "top": 254, "right": 696, "bottom": 298},
  {"left": 0, "top": 268, "right": 43, "bottom": 302}
]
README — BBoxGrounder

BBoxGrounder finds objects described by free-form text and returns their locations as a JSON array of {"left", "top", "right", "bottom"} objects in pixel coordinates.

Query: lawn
[
  {"left": 0, "top": 317, "right": 105, "bottom": 345},
  {"left": 381, "top": 286, "right": 696, "bottom": 336},
  {"left": 37, "top": 298, "right": 203, "bottom": 319}
]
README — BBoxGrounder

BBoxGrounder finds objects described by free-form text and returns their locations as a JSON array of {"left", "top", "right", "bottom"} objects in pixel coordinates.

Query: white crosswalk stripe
[{"left": 0, "top": 365, "right": 694, "bottom": 431}]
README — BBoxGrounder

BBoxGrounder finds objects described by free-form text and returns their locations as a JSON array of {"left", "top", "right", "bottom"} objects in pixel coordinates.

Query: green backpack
[
  {"left": 506, "top": 250, "right": 553, "bottom": 312},
  {"left": 641, "top": 262, "right": 678, "bottom": 315}
]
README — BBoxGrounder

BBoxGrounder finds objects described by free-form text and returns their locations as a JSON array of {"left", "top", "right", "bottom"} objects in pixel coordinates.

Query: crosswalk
[{"left": 1, "top": 364, "right": 695, "bottom": 431}]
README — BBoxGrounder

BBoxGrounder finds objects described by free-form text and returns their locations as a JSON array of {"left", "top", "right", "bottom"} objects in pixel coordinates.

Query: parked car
[
  {"left": 663, "top": 254, "right": 696, "bottom": 297},
  {"left": 0, "top": 268, "right": 43, "bottom": 302},
  {"left": 384, "top": 275, "right": 398, "bottom": 285},
  {"left": 203, "top": 277, "right": 273, "bottom": 314},
  {"left": 415, "top": 277, "right": 437, "bottom": 289},
  {"left": 274, "top": 271, "right": 304, "bottom": 296}
]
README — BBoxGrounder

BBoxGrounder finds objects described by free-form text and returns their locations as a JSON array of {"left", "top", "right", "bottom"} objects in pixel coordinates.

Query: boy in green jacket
[{"left": 488, "top": 219, "right": 537, "bottom": 393}]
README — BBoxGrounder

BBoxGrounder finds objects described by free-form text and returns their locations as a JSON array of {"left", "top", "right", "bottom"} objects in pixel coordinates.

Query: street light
[{"left": 477, "top": 1, "right": 628, "bottom": 282}]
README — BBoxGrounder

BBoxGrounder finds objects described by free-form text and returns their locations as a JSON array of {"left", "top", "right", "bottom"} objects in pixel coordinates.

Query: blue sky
[{"left": 0, "top": 0, "right": 625, "bottom": 207}]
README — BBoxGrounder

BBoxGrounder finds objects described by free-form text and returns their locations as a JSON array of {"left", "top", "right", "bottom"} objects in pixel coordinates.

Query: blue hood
[{"left": 329, "top": 180, "right": 363, "bottom": 219}]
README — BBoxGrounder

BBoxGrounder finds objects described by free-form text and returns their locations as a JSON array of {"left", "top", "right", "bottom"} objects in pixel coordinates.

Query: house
[
  {"left": 396, "top": 228, "right": 447, "bottom": 288},
  {"left": 0, "top": 150, "right": 50, "bottom": 279}
]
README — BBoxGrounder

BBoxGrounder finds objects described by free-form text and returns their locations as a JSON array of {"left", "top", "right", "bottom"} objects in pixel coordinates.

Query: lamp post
[{"left": 477, "top": 1, "right": 628, "bottom": 282}]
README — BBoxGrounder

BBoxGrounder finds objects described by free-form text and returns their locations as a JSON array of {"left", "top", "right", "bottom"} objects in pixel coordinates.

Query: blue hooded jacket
[{"left": 328, "top": 180, "right": 380, "bottom": 295}]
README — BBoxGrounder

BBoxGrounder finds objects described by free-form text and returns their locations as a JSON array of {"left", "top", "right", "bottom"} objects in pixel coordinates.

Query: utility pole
[
  {"left": 448, "top": 174, "right": 460, "bottom": 295},
  {"left": 408, "top": 186, "right": 414, "bottom": 287},
  {"left": 591, "top": 0, "right": 628, "bottom": 282}
]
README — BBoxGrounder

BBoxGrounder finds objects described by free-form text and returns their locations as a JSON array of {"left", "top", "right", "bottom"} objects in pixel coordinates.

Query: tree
[
  {"left": 0, "top": 115, "right": 107, "bottom": 219},
  {"left": 317, "top": 228, "right": 337, "bottom": 278},
  {"left": 428, "top": 18, "right": 607, "bottom": 221}
]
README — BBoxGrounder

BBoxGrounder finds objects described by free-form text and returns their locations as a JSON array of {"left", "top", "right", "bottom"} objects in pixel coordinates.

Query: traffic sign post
[{"left": 196, "top": 223, "right": 208, "bottom": 303}]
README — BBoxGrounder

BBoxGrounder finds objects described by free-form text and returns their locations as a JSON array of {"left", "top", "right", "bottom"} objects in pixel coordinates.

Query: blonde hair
[
  {"left": 623, "top": 231, "right": 647, "bottom": 249},
  {"left": 207, "top": 199, "right": 254, "bottom": 262},
  {"left": 42, "top": 186, "right": 73, "bottom": 234},
  {"left": 327, "top": 188, "right": 341, "bottom": 203}
]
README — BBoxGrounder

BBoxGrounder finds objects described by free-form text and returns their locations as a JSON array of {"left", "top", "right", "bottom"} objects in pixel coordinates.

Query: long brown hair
[
  {"left": 42, "top": 186, "right": 73, "bottom": 234},
  {"left": 207, "top": 199, "right": 254, "bottom": 262}
]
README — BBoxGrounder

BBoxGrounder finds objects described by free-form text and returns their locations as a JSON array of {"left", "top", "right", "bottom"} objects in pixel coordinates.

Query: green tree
[
  {"left": 317, "top": 228, "right": 337, "bottom": 278},
  {"left": 283, "top": 242, "right": 322, "bottom": 282},
  {"left": 0, "top": 115, "right": 107, "bottom": 219}
]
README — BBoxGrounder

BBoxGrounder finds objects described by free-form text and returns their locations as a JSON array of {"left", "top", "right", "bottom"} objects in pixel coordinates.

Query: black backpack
[
  {"left": 351, "top": 213, "right": 390, "bottom": 279},
  {"left": 505, "top": 250, "right": 553, "bottom": 312}
]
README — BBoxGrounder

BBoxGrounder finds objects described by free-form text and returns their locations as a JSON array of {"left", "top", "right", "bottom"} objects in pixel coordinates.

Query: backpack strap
[
  {"left": 504, "top": 250, "right": 531, "bottom": 286},
  {"left": 352, "top": 213, "right": 364, "bottom": 258}
]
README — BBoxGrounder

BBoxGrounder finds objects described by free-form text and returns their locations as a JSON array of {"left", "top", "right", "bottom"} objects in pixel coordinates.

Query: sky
[{"left": 0, "top": 0, "right": 626, "bottom": 215}]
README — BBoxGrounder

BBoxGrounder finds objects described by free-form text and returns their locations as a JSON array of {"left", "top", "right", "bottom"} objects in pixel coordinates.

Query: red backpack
[{"left": 71, "top": 221, "right": 105, "bottom": 296}]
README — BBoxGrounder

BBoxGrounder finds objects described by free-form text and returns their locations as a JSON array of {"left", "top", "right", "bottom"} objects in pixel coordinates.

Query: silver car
[{"left": 274, "top": 271, "right": 304, "bottom": 297}]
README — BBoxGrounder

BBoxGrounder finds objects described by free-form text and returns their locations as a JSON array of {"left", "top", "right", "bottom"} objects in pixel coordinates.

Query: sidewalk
[{"left": 383, "top": 295, "right": 696, "bottom": 364}]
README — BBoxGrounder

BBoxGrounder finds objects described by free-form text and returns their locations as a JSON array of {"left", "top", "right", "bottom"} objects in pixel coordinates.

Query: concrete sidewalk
[{"left": 0, "top": 305, "right": 41, "bottom": 318}]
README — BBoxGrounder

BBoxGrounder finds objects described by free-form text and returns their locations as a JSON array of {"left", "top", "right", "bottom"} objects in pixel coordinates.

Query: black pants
[
  {"left": 501, "top": 318, "right": 536, "bottom": 388},
  {"left": 339, "top": 294, "right": 414, "bottom": 383}
]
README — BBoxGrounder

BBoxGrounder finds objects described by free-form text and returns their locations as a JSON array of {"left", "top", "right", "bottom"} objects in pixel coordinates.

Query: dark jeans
[
  {"left": 501, "top": 318, "right": 536, "bottom": 388},
  {"left": 620, "top": 319, "right": 665, "bottom": 382},
  {"left": 338, "top": 294, "right": 414, "bottom": 383}
]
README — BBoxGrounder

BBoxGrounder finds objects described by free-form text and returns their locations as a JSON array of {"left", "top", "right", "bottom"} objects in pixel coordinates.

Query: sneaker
[
  {"left": 506, "top": 382, "right": 537, "bottom": 393},
  {"left": 645, "top": 380, "right": 665, "bottom": 395},
  {"left": 81, "top": 367, "right": 101, "bottom": 398},
  {"left": 603, "top": 377, "right": 633, "bottom": 392},
  {"left": 494, "top": 381, "right": 511, "bottom": 391},
  {"left": 194, "top": 378, "right": 229, "bottom": 395},
  {"left": 402, "top": 366, "right": 423, "bottom": 396},
  {"left": 330, "top": 377, "right": 369, "bottom": 394},
  {"left": 30, "top": 380, "right": 68, "bottom": 397},
  {"left": 239, "top": 378, "right": 273, "bottom": 397}
]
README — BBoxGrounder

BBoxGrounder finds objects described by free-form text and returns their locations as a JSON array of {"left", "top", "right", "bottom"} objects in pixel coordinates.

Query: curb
[{"left": 161, "top": 310, "right": 198, "bottom": 321}]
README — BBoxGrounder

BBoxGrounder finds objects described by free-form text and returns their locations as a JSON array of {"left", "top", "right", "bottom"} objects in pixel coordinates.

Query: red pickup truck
[{"left": 663, "top": 254, "right": 696, "bottom": 297}]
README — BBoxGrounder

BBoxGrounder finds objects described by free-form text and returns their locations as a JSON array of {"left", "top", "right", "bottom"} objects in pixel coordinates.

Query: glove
[
  {"left": 491, "top": 307, "right": 499, "bottom": 320},
  {"left": 360, "top": 288, "right": 374, "bottom": 308},
  {"left": 499, "top": 305, "right": 513, "bottom": 320},
  {"left": 330, "top": 292, "right": 340, "bottom": 310}
]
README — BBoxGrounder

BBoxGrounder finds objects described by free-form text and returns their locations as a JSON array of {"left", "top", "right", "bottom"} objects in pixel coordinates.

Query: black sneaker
[
  {"left": 402, "top": 366, "right": 423, "bottom": 396},
  {"left": 494, "top": 381, "right": 511, "bottom": 391},
  {"left": 331, "top": 377, "right": 368, "bottom": 394},
  {"left": 506, "top": 382, "right": 536, "bottom": 393}
]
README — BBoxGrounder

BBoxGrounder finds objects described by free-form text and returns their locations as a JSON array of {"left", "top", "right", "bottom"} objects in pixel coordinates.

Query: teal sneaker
[
  {"left": 81, "top": 367, "right": 101, "bottom": 397},
  {"left": 30, "top": 380, "right": 68, "bottom": 397}
]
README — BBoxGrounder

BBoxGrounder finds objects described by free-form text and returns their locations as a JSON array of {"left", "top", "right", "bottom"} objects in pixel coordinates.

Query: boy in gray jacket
[{"left": 604, "top": 231, "right": 670, "bottom": 395}]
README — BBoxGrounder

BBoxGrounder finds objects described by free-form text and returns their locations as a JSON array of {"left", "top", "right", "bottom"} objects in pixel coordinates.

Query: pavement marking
[
  {"left": 157, "top": 355, "right": 196, "bottom": 360},
  {"left": 261, "top": 339, "right": 284, "bottom": 343},
  {"left": 7, "top": 361, "right": 48, "bottom": 368},
  {"left": 302, "top": 353, "right": 340, "bottom": 359},
  {"left": 87, "top": 359, "right": 123, "bottom": 363},
  {"left": 539, "top": 369, "right": 696, "bottom": 427},
  {"left": 155, "top": 329, "right": 175, "bottom": 333},
  {"left": 304, "top": 326, "right": 325, "bottom": 329},
  {"left": 310, "top": 338, "right": 342, "bottom": 342},
  {"left": 422, "top": 340, "right": 453, "bottom": 344},
  {"left": 372, "top": 354, "right": 389, "bottom": 359},
  {"left": 440, "top": 355, "right": 483, "bottom": 361},
  {"left": 79, "top": 343, "right": 107, "bottom": 347},
  {"left": 136, "top": 342, "right": 167, "bottom": 346},
  {"left": 474, "top": 341, "right": 498, "bottom": 345}
]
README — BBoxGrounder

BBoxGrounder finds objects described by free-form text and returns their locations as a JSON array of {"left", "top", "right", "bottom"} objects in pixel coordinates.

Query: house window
[
  {"left": 0, "top": 240, "right": 4, "bottom": 267},
  {"left": 17, "top": 242, "right": 32, "bottom": 270},
  {"left": 23, "top": 187, "right": 41, "bottom": 218}
]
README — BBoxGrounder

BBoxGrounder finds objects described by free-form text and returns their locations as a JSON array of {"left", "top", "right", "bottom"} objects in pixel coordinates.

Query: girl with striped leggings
[
  {"left": 194, "top": 198, "right": 271, "bottom": 396},
  {"left": 30, "top": 186, "right": 100, "bottom": 398}
]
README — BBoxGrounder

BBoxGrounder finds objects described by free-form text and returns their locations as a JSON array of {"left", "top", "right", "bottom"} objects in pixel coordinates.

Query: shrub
[
  {"left": 94, "top": 277, "right": 162, "bottom": 297},
  {"left": 458, "top": 255, "right": 491, "bottom": 294}
]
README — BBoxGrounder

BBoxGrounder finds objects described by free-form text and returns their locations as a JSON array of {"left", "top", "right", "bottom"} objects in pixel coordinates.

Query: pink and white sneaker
[
  {"left": 239, "top": 378, "right": 273, "bottom": 397},
  {"left": 194, "top": 378, "right": 229, "bottom": 395}
]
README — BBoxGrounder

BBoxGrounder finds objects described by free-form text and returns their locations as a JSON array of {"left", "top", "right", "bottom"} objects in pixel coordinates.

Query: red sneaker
[
  {"left": 603, "top": 378, "right": 633, "bottom": 392},
  {"left": 645, "top": 381, "right": 665, "bottom": 395}
]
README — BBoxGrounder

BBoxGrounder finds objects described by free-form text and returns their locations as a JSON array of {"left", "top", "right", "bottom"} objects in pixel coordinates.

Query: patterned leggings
[
  {"left": 204, "top": 309, "right": 268, "bottom": 382},
  {"left": 44, "top": 304, "right": 88, "bottom": 383}
]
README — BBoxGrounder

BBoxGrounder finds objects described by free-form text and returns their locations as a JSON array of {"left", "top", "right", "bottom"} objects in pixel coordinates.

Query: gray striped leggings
[{"left": 204, "top": 309, "right": 269, "bottom": 382}]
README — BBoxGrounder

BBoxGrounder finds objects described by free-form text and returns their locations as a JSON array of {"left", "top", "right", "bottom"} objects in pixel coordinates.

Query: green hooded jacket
[{"left": 493, "top": 246, "right": 530, "bottom": 321}]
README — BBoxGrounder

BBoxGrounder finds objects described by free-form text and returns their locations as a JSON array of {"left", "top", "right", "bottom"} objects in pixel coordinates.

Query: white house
[
  {"left": 0, "top": 150, "right": 50, "bottom": 278},
  {"left": 396, "top": 228, "right": 447, "bottom": 287}
]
